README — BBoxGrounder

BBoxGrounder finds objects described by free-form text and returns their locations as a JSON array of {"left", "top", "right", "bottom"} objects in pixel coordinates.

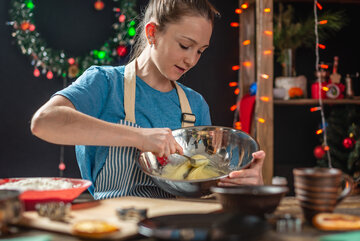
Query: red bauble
[
  {"left": 343, "top": 137, "right": 355, "bottom": 149},
  {"left": 94, "top": 1, "right": 105, "bottom": 11},
  {"left": 116, "top": 45, "right": 127, "bottom": 57},
  {"left": 314, "top": 145, "right": 325, "bottom": 159},
  {"left": 46, "top": 71, "right": 53, "bottom": 80},
  {"left": 20, "top": 21, "right": 30, "bottom": 31},
  {"left": 58, "top": 162, "right": 66, "bottom": 171}
]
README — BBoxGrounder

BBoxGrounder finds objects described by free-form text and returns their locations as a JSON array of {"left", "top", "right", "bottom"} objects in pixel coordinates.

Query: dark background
[{"left": 0, "top": 0, "right": 359, "bottom": 193}]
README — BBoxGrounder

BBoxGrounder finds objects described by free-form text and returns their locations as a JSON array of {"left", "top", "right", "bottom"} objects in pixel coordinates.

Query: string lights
[
  {"left": 312, "top": 0, "right": 332, "bottom": 167},
  {"left": 230, "top": 1, "right": 273, "bottom": 131}
]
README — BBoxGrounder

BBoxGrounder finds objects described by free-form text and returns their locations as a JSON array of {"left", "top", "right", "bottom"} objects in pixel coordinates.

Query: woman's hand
[
  {"left": 137, "top": 128, "right": 183, "bottom": 157},
  {"left": 218, "top": 150, "right": 265, "bottom": 186}
]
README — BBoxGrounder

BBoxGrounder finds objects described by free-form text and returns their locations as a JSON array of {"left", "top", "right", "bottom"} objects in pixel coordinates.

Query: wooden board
[{"left": 18, "top": 196, "right": 222, "bottom": 240}]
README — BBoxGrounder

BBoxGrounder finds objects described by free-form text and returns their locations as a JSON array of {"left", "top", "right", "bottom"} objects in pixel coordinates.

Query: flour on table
[{"left": 0, "top": 178, "right": 75, "bottom": 191}]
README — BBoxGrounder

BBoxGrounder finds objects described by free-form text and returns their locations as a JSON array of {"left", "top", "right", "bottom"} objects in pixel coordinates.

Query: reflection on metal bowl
[{"left": 138, "top": 126, "right": 259, "bottom": 197}]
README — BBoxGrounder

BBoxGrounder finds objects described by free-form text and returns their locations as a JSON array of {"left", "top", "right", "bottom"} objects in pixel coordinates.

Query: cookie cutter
[
  {"left": 116, "top": 207, "right": 147, "bottom": 221},
  {"left": 35, "top": 202, "right": 71, "bottom": 221}
]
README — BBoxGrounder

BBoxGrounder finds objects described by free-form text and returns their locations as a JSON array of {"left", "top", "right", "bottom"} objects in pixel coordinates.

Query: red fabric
[{"left": 238, "top": 94, "right": 256, "bottom": 134}]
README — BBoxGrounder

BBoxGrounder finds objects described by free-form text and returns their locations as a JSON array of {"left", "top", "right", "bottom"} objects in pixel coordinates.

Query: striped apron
[{"left": 94, "top": 59, "right": 195, "bottom": 199}]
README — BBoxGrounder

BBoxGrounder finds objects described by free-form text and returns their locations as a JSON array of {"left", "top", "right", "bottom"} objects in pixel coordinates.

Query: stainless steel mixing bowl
[{"left": 137, "top": 126, "right": 260, "bottom": 197}]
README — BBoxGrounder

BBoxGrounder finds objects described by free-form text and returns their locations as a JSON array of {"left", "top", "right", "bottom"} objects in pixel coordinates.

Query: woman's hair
[{"left": 129, "top": 0, "right": 219, "bottom": 61}]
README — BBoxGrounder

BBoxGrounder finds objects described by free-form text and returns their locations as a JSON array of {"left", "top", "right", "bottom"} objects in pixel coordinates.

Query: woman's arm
[{"left": 31, "top": 95, "right": 183, "bottom": 157}]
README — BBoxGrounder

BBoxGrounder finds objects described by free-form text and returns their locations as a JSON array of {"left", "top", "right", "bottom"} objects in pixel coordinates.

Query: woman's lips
[{"left": 175, "top": 65, "right": 185, "bottom": 74}]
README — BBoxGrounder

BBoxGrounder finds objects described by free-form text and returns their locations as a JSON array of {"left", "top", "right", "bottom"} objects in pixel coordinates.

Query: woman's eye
[{"left": 179, "top": 44, "right": 189, "bottom": 50}]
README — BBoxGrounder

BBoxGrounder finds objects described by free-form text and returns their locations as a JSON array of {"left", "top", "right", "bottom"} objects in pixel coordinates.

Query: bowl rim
[
  {"left": 210, "top": 185, "right": 289, "bottom": 195},
  {"left": 139, "top": 125, "right": 260, "bottom": 183}
]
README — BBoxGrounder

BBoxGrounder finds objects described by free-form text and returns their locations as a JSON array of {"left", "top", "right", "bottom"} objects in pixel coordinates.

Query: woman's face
[{"left": 151, "top": 15, "right": 213, "bottom": 81}]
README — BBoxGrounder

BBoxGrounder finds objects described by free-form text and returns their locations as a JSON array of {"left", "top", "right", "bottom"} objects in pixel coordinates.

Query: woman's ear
[{"left": 145, "top": 22, "right": 157, "bottom": 46}]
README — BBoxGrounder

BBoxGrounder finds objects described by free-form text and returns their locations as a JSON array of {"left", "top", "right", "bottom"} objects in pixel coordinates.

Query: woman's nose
[{"left": 184, "top": 51, "right": 199, "bottom": 68}]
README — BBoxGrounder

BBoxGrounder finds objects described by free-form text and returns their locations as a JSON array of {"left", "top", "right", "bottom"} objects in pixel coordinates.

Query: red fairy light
[
  {"left": 318, "top": 44, "right": 326, "bottom": 49},
  {"left": 229, "top": 82, "right": 238, "bottom": 87},
  {"left": 263, "top": 50, "right": 272, "bottom": 55},
  {"left": 242, "top": 40, "right": 251, "bottom": 45},
  {"left": 230, "top": 105, "right": 237, "bottom": 111},
  {"left": 258, "top": 118, "right": 265, "bottom": 123},
  {"left": 234, "top": 121, "right": 242, "bottom": 130},
  {"left": 241, "top": 3, "right": 248, "bottom": 9},
  {"left": 232, "top": 65, "right": 240, "bottom": 71},
  {"left": 319, "top": 20, "right": 328, "bottom": 24},
  {"left": 320, "top": 64, "right": 328, "bottom": 69},
  {"left": 260, "top": 96, "right": 270, "bottom": 102},
  {"left": 316, "top": 2, "right": 323, "bottom": 10},
  {"left": 234, "top": 88, "right": 240, "bottom": 95},
  {"left": 243, "top": 61, "right": 252, "bottom": 67},
  {"left": 230, "top": 22, "right": 239, "bottom": 27},
  {"left": 316, "top": 129, "right": 323, "bottom": 135},
  {"left": 324, "top": 146, "right": 330, "bottom": 151},
  {"left": 264, "top": 31, "right": 273, "bottom": 36},
  {"left": 235, "top": 8, "right": 242, "bottom": 14},
  {"left": 310, "top": 107, "right": 321, "bottom": 112}
]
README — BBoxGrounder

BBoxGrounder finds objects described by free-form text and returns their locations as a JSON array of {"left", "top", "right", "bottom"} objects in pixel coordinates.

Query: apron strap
[
  {"left": 124, "top": 59, "right": 137, "bottom": 123},
  {"left": 174, "top": 82, "right": 195, "bottom": 127},
  {"left": 124, "top": 59, "right": 195, "bottom": 127}
]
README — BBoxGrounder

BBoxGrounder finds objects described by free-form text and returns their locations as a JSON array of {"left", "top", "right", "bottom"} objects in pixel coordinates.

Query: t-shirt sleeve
[{"left": 54, "top": 66, "right": 110, "bottom": 118}]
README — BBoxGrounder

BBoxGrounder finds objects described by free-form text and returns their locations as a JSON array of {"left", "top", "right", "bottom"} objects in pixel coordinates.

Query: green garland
[{"left": 8, "top": 0, "right": 137, "bottom": 79}]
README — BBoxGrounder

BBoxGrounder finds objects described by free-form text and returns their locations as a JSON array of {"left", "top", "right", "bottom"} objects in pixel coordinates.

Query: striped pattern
[{"left": 94, "top": 120, "right": 174, "bottom": 200}]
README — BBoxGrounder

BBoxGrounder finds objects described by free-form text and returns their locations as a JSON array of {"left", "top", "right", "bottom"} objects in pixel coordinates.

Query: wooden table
[{"left": 2, "top": 195, "right": 360, "bottom": 241}]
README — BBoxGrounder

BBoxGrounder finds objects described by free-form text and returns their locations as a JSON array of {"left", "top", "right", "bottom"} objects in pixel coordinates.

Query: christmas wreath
[{"left": 8, "top": 0, "right": 137, "bottom": 80}]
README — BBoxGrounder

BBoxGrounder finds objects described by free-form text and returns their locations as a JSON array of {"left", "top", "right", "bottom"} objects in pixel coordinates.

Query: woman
[{"left": 31, "top": 0, "right": 265, "bottom": 199}]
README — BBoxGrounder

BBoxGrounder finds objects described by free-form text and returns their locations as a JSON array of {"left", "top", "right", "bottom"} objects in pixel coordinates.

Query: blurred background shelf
[{"left": 274, "top": 98, "right": 360, "bottom": 105}]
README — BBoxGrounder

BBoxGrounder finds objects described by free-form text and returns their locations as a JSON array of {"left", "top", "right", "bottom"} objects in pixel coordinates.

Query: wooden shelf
[{"left": 274, "top": 98, "right": 360, "bottom": 105}]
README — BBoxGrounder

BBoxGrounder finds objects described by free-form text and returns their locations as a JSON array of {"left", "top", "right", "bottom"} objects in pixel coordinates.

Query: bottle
[{"left": 345, "top": 74, "right": 354, "bottom": 98}]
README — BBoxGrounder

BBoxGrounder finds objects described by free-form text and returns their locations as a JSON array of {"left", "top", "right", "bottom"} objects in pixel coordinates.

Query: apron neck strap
[
  {"left": 124, "top": 59, "right": 195, "bottom": 127},
  {"left": 174, "top": 82, "right": 195, "bottom": 127},
  {"left": 124, "top": 59, "right": 137, "bottom": 123}
]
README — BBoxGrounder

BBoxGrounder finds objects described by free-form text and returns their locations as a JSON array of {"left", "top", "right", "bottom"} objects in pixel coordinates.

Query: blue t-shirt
[{"left": 55, "top": 65, "right": 211, "bottom": 193}]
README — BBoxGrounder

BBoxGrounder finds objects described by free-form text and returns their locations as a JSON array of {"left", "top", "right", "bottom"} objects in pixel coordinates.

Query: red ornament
[
  {"left": 68, "top": 58, "right": 75, "bottom": 65},
  {"left": 94, "top": 0, "right": 105, "bottom": 11},
  {"left": 33, "top": 68, "right": 40, "bottom": 77},
  {"left": 343, "top": 137, "right": 355, "bottom": 149},
  {"left": 29, "top": 24, "right": 36, "bottom": 31},
  {"left": 46, "top": 71, "right": 53, "bottom": 79},
  {"left": 116, "top": 45, "right": 127, "bottom": 57},
  {"left": 58, "top": 162, "right": 66, "bottom": 171},
  {"left": 118, "top": 14, "right": 126, "bottom": 23},
  {"left": 20, "top": 21, "right": 30, "bottom": 31},
  {"left": 314, "top": 145, "right": 325, "bottom": 159}
]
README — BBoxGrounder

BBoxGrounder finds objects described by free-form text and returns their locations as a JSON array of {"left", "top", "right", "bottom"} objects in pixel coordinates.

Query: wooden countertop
[{"left": 2, "top": 195, "right": 360, "bottom": 241}]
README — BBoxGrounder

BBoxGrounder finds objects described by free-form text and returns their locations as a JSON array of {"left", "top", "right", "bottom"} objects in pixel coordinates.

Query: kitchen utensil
[
  {"left": 138, "top": 126, "right": 259, "bottom": 197},
  {"left": 116, "top": 207, "right": 147, "bottom": 221},
  {"left": 330, "top": 56, "right": 341, "bottom": 84},
  {"left": 0, "top": 178, "right": 92, "bottom": 211},
  {"left": 35, "top": 202, "right": 71, "bottom": 221},
  {"left": 210, "top": 185, "right": 289, "bottom": 217},
  {"left": 138, "top": 212, "right": 269, "bottom": 241}
]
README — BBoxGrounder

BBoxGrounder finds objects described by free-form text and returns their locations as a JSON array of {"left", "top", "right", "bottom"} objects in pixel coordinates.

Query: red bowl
[{"left": 0, "top": 177, "right": 92, "bottom": 210}]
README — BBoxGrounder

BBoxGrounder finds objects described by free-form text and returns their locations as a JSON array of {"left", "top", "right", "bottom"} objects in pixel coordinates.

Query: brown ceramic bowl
[{"left": 210, "top": 185, "right": 289, "bottom": 217}]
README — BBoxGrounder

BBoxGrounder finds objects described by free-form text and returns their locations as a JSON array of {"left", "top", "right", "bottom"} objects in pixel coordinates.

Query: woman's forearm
[{"left": 31, "top": 104, "right": 141, "bottom": 148}]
